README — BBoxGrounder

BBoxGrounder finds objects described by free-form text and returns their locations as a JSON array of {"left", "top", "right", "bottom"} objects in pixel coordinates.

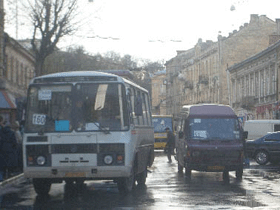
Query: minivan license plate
[
  {"left": 65, "top": 172, "right": 85, "bottom": 177},
  {"left": 207, "top": 166, "right": 225, "bottom": 171}
]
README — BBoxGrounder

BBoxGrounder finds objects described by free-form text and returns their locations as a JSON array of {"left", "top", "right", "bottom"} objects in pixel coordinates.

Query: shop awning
[{"left": 0, "top": 90, "right": 16, "bottom": 109}]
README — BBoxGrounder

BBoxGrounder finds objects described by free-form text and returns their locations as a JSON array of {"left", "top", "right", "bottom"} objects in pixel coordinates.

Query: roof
[
  {"left": 0, "top": 90, "right": 16, "bottom": 109},
  {"left": 30, "top": 70, "right": 149, "bottom": 93},
  {"left": 181, "top": 104, "right": 236, "bottom": 118}
]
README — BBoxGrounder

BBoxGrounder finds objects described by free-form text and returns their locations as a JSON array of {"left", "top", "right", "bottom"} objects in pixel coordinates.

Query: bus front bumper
[{"left": 23, "top": 166, "right": 131, "bottom": 179}]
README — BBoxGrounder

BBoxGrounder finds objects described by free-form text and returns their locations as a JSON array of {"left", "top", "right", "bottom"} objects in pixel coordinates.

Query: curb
[{"left": 0, "top": 173, "right": 25, "bottom": 189}]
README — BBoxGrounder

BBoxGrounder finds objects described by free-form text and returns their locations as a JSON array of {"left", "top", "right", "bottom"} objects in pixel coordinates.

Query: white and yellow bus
[
  {"left": 23, "top": 71, "right": 154, "bottom": 195},
  {"left": 152, "top": 115, "right": 174, "bottom": 150}
]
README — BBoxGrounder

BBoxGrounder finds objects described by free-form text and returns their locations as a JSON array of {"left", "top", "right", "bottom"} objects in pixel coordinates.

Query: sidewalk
[{"left": 0, "top": 173, "right": 25, "bottom": 189}]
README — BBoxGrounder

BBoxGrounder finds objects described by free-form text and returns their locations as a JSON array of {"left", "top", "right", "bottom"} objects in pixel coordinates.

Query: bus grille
[
  {"left": 51, "top": 144, "right": 97, "bottom": 154},
  {"left": 192, "top": 150, "right": 241, "bottom": 164}
]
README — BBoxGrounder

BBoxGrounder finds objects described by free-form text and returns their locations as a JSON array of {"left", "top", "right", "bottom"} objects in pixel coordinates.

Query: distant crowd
[{"left": 0, "top": 115, "right": 23, "bottom": 182}]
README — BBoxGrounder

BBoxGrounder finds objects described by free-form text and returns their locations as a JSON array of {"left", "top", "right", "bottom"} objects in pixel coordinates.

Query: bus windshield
[
  {"left": 25, "top": 83, "right": 129, "bottom": 133},
  {"left": 188, "top": 118, "right": 241, "bottom": 140},
  {"left": 152, "top": 117, "right": 173, "bottom": 133}
]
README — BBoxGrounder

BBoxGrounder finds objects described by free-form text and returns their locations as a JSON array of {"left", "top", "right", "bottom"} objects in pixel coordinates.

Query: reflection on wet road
[{"left": 1, "top": 151, "right": 280, "bottom": 209}]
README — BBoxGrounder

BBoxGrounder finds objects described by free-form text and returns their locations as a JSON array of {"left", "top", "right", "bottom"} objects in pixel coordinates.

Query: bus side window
[
  {"left": 144, "top": 93, "right": 152, "bottom": 126},
  {"left": 135, "top": 93, "right": 143, "bottom": 116},
  {"left": 135, "top": 90, "right": 143, "bottom": 125},
  {"left": 127, "top": 88, "right": 133, "bottom": 124},
  {"left": 142, "top": 92, "right": 148, "bottom": 125},
  {"left": 131, "top": 87, "right": 139, "bottom": 125}
]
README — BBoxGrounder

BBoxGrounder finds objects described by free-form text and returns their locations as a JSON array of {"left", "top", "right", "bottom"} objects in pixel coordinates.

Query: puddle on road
[{"left": 227, "top": 189, "right": 264, "bottom": 208}]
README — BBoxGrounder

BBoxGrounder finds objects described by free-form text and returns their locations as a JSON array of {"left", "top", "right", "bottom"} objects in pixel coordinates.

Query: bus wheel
[
  {"left": 236, "top": 167, "right": 243, "bottom": 180},
  {"left": 33, "top": 178, "right": 51, "bottom": 196},
  {"left": 185, "top": 167, "right": 191, "bottom": 180},
  {"left": 223, "top": 170, "right": 229, "bottom": 183},
  {"left": 117, "top": 168, "right": 135, "bottom": 194},
  {"left": 65, "top": 179, "right": 74, "bottom": 185},
  {"left": 136, "top": 167, "right": 147, "bottom": 186},
  {"left": 178, "top": 164, "right": 183, "bottom": 173}
]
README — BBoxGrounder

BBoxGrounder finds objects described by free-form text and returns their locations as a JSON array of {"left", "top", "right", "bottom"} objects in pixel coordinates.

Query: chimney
[
  {"left": 250, "top": 14, "right": 259, "bottom": 23},
  {"left": 276, "top": 19, "right": 280, "bottom": 35},
  {"left": 269, "top": 18, "right": 280, "bottom": 45}
]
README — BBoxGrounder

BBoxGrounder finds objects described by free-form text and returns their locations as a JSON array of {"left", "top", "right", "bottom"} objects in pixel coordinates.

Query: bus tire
[
  {"left": 185, "top": 167, "right": 191, "bottom": 180},
  {"left": 33, "top": 178, "right": 51, "bottom": 196},
  {"left": 223, "top": 170, "right": 229, "bottom": 183},
  {"left": 178, "top": 164, "right": 183, "bottom": 173},
  {"left": 236, "top": 167, "right": 243, "bottom": 180},
  {"left": 117, "top": 167, "right": 135, "bottom": 194},
  {"left": 136, "top": 167, "right": 147, "bottom": 186}
]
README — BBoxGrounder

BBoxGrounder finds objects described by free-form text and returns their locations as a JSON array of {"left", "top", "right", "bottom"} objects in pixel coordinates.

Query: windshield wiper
[{"left": 92, "top": 122, "right": 110, "bottom": 134}]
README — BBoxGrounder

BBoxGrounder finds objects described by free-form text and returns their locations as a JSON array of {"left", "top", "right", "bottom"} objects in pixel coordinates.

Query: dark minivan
[{"left": 176, "top": 104, "right": 247, "bottom": 182}]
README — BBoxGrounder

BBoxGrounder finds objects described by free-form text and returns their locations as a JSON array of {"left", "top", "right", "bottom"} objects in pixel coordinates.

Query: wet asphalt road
[{"left": 1, "top": 151, "right": 280, "bottom": 209}]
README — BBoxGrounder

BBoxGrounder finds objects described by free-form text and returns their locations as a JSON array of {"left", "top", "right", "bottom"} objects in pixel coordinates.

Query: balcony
[
  {"left": 184, "top": 81, "right": 193, "bottom": 90},
  {"left": 241, "top": 96, "right": 255, "bottom": 110},
  {"left": 199, "top": 74, "right": 209, "bottom": 85}
]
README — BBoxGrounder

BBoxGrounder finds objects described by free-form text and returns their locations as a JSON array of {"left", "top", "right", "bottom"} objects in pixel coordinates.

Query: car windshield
[
  {"left": 152, "top": 117, "right": 173, "bottom": 133},
  {"left": 25, "top": 83, "right": 129, "bottom": 133},
  {"left": 188, "top": 118, "right": 241, "bottom": 140}
]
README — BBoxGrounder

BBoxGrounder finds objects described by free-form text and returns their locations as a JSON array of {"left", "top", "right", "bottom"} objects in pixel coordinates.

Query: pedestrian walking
[
  {"left": 0, "top": 116, "right": 18, "bottom": 179},
  {"left": 0, "top": 116, "right": 5, "bottom": 181},
  {"left": 165, "top": 127, "right": 175, "bottom": 163},
  {"left": 12, "top": 121, "right": 23, "bottom": 172}
]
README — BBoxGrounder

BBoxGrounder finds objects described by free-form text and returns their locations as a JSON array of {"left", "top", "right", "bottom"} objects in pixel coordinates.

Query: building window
[
  {"left": 250, "top": 75, "right": 254, "bottom": 96},
  {"left": 20, "top": 63, "right": 23, "bottom": 86},
  {"left": 246, "top": 76, "right": 249, "bottom": 97},
  {"left": 11, "top": 56, "right": 14, "bottom": 82},
  {"left": 24, "top": 66, "right": 28, "bottom": 87},
  {"left": 16, "top": 60, "right": 19, "bottom": 84},
  {"left": 260, "top": 73, "right": 264, "bottom": 97},
  {"left": 255, "top": 75, "right": 259, "bottom": 98},
  {"left": 232, "top": 80, "right": 236, "bottom": 103}
]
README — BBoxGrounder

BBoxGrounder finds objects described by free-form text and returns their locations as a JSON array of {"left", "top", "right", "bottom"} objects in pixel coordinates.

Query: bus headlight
[
  {"left": 36, "top": 156, "right": 46, "bottom": 166},
  {"left": 104, "top": 155, "right": 113, "bottom": 165}
]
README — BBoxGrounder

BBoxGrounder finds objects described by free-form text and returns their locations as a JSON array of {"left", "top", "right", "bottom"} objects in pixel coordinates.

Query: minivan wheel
[
  {"left": 33, "top": 178, "right": 51, "bottom": 196},
  {"left": 236, "top": 167, "right": 243, "bottom": 180},
  {"left": 255, "top": 150, "right": 269, "bottom": 165},
  {"left": 223, "top": 170, "right": 229, "bottom": 183},
  {"left": 185, "top": 167, "right": 191, "bottom": 180},
  {"left": 178, "top": 164, "right": 183, "bottom": 173}
]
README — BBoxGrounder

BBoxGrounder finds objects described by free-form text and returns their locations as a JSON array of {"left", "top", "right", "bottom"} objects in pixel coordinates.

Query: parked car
[{"left": 246, "top": 131, "right": 280, "bottom": 165}]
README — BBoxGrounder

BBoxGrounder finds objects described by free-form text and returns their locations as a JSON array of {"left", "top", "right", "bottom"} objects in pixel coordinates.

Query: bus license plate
[
  {"left": 65, "top": 172, "right": 85, "bottom": 177},
  {"left": 207, "top": 166, "right": 225, "bottom": 171}
]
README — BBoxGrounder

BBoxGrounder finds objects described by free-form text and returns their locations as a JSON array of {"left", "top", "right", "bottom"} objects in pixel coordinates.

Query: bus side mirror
[
  {"left": 243, "top": 131, "right": 248, "bottom": 140},
  {"left": 179, "top": 131, "right": 184, "bottom": 139}
]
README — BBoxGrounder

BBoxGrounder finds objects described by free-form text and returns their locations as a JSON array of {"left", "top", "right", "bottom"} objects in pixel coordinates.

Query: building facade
[
  {"left": 228, "top": 38, "right": 280, "bottom": 122},
  {"left": 0, "top": 33, "right": 35, "bottom": 124},
  {"left": 165, "top": 14, "right": 279, "bottom": 119},
  {"left": 151, "top": 70, "right": 167, "bottom": 115}
]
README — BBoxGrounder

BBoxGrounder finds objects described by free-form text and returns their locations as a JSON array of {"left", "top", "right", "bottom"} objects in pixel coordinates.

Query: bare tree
[{"left": 28, "top": 0, "right": 78, "bottom": 76}]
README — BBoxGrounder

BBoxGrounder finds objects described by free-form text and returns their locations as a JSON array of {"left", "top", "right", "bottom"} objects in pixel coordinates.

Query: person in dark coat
[
  {"left": 0, "top": 117, "right": 18, "bottom": 179},
  {"left": 0, "top": 116, "right": 4, "bottom": 181},
  {"left": 165, "top": 127, "right": 175, "bottom": 163}
]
